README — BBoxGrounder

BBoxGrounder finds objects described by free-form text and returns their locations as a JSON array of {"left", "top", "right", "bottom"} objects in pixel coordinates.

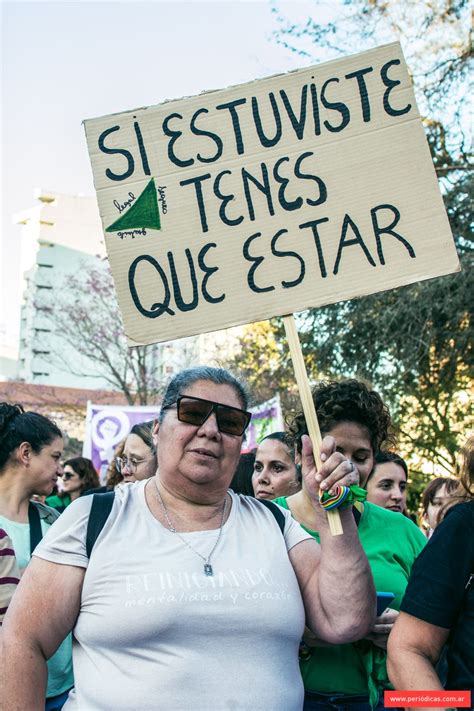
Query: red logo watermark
[{"left": 384, "top": 690, "right": 471, "bottom": 708}]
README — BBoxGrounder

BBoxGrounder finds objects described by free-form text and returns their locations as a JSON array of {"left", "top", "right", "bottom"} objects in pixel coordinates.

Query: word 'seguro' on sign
[{"left": 84, "top": 43, "right": 460, "bottom": 346}]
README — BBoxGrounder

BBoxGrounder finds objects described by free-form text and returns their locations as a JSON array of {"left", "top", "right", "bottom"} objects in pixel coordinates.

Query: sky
[{"left": 1, "top": 0, "right": 325, "bottom": 348}]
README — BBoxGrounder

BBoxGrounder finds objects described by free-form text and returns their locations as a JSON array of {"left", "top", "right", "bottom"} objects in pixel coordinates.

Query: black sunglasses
[
  {"left": 172, "top": 394, "right": 251, "bottom": 436},
  {"left": 62, "top": 472, "right": 77, "bottom": 481}
]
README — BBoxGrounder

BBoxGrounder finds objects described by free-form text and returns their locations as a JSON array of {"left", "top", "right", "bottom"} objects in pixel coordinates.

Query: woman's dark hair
[
  {"left": 260, "top": 431, "right": 294, "bottom": 453},
  {"left": 288, "top": 379, "right": 395, "bottom": 454},
  {"left": 258, "top": 431, "right": 302, "bottom": 483},
  {"left": 159, "top": 367, "right": 249, "bottom": 422},
  {"left": 64, "top": 457, "right": 100, "bottom": 493},
  {"left": 421, "top": 436, "right": 474, "bottom": 519},
  {"left": 421, "top": 476, "right": 459, "bottom": 515},
  {"left": 420, "top": 442, "right": 473, "bottom": 528},
  {"left": 370, "top": 450, "right": 408, "bottom": 481},
  {"left": 230, "top": 450, "right": 256, "bottom": 496},
  {"left": 129, "top": 420, "right": 156, "bottom": 452},
  {"left": 0, "top": 402, "right": 62, "bottom": 470}
]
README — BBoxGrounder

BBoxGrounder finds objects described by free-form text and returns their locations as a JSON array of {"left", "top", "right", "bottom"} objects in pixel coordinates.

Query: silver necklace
[{"left": 154, "top": 479, "right": 227, "bottom": 577}]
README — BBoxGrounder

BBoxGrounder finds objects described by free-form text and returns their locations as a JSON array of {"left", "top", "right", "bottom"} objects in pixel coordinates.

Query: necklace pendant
[{"left": 204, "top": 563, "right": 213, "bottom": 576}]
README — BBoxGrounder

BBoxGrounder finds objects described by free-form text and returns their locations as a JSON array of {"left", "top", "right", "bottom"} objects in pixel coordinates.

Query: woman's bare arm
[
  {"left": 1, "top": 557, "right": 85, "bottom": 710},
  {"left": 387, "top": 611, "right": 449, "bottom": 692}
]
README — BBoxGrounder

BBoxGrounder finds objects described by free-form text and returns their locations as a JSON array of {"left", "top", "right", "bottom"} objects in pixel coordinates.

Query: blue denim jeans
[{"left": 44, "top": 688, "right": 72, "bottom": 711}]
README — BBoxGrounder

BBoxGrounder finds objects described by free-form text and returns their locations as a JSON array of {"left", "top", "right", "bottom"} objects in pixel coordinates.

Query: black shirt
[{"left": 401, "top": 501, "right": 474, "bottom": 693}]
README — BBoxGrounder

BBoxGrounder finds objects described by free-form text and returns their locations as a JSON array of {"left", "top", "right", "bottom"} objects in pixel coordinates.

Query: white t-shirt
[{"left": 34, "top": 481, "right": 312, "bottom": 711}]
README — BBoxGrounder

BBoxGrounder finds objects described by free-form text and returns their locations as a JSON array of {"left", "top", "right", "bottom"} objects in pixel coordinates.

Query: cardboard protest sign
[{"left": 84, "top": 42, "right": 459, "bottom": 347}]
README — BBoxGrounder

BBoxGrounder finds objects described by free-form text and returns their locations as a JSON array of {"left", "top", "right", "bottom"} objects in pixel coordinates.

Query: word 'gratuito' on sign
[{"left": 84, "top": 42, "right": 459, "bottom": 346}]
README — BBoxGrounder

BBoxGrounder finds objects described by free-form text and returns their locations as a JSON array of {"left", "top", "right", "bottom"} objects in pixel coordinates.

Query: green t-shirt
[
  {"left": 273, "top": 498, "right": 426, "bottom": 702},
  {"left": 45, "top": 493, "right": 71, "bottom": 510},
  {"left": 0, "top": 512, "right": 74, "bottom": 698}
]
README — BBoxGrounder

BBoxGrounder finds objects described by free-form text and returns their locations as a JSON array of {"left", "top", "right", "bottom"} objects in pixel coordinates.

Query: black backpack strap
[
  {"left": 28, "top": 502, "right": 43, "bottom": 553},
  {"left": 86, "top": 492, "right": 115, "bottom": 558},
  {"left": 257, "top": 499, "right": 285, "bottom": 534},
  {"left": 352, "top": 503, "right": 362, "bottom": 527}
]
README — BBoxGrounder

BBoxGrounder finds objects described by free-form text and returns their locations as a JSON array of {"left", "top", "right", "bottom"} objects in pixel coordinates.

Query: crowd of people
[{"left": 0, "top": 367, "right": 472, "bottom": 710}]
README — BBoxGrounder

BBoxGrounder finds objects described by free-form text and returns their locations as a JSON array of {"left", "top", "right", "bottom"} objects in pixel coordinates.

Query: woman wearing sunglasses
[
  {"left": 46, "top": 457, "right": 99, "bottom": 512},
  {"left": 2, "top": 367, "right": 375, "bottom": 711}
]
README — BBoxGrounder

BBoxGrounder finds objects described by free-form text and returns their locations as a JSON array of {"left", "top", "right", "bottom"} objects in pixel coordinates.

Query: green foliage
[
  {"left": 228, "top": 174, "right": 472, "bottom": 482},
  {"left": 303, "top": 175, "right": 472, "bottom": 469},
  {"left": 225, "top": 320, "right": 300, "bottom": 415},
  {"left": 227, "top": 2, "right": 473, "bottom": 510},
  {"left": 271, "top": 0, "right": 472, "bottom": 167}
]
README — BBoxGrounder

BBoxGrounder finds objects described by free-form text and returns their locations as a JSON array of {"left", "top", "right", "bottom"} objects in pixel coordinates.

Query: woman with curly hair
[
  {"left": 84, "top": 439, "right": 126, "bottom": 495},
  {"left": 105, "top": 439, "right": 125, "bottom": 488},
  {"left": 274, "top": 379, "right": 426, "bottom": 711}
]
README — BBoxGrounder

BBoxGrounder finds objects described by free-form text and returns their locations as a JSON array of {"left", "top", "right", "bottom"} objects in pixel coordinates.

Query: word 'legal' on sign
[{"left": 83, "top": 42, "right": 460, "bottom": 346}]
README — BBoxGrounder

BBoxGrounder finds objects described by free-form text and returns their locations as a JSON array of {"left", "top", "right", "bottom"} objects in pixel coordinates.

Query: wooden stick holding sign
[{"left": 283, "top": 314, "right": 343, "bottom": 536}]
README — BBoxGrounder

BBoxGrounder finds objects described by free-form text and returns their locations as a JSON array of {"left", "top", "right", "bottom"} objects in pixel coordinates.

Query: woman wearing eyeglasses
[
  {"left": 72, "top": 424, "right": 156, "bottom": 499},
  {"left": 2, "top": 367, "right": 375, "bottom": 711},
  {"left": 115, "top": 420, "right": 157, "bottom": 483}
]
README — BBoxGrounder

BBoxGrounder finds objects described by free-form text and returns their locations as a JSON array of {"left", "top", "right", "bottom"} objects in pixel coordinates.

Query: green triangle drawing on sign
[{"left": 106, "top": 178, "right": 161, "bottom": 232}]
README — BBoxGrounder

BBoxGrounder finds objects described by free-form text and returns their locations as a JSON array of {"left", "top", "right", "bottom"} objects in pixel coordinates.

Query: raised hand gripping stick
[{"left": 283, "top": 314, "right": 343, "bottom": 536}]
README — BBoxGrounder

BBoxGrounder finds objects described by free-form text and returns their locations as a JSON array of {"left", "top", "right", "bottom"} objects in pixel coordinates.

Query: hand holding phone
[{"left": 376, "top": 591, "right": 395, "bottom": 616}]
